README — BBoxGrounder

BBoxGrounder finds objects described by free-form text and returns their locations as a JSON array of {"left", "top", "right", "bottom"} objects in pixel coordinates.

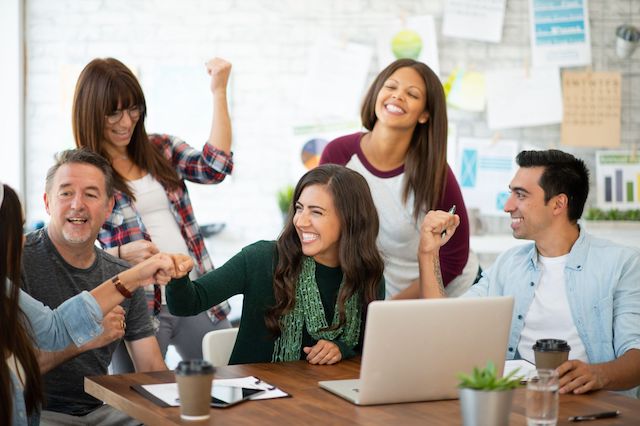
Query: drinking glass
[{"left": 525, "top": 369, "right": 559, "bottom": 426}]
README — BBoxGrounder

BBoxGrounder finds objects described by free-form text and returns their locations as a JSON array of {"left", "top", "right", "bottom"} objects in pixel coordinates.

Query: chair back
[{"left": 202, "top": 328, "right": 239, "bottom": 367}]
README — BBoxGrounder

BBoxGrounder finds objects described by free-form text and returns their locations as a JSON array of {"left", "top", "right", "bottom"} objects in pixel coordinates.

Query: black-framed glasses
[{"left": 106, "top": 105, "right": 145, "bottom": 124}]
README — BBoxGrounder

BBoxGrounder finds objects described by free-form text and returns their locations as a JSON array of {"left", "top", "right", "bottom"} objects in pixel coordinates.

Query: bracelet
[
  {"left": 117, "top": 245, "right": 121, "bottom": 259},
  {"left": 112, "top": 274, "right": 133, "bottom": 298}
]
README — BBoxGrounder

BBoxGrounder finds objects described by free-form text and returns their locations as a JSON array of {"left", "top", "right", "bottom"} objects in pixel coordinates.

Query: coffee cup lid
[
  {"left": 175, "top": 359, "right": 215, "bottom": 375},
  {"left": 532, "top": 339, "right": 571, "bottom": 352}
]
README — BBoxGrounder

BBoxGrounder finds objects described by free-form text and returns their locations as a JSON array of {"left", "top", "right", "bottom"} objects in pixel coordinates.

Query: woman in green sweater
[{"left": 167, "top": 164, "right": 385, "bottom": 364}]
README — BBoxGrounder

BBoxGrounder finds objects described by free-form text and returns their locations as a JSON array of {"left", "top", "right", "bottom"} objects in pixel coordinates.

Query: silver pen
[
  {"left": 441, "top": 205, "right": 456, "bottom": 238},
  {"left": 568, "top": 410, "right": 620, "bottom": 422}
]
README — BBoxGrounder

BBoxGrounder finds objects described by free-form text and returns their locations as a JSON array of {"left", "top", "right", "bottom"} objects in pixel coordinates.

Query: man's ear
[
  {"left": 553, "top": 193, "right": 569, "bottom": 215},
  {"left": 44, "top": 192, "right": 50, "bottom": 215},
  {"left": 418, "top": 111, "right": 429, "bottom": 124}
]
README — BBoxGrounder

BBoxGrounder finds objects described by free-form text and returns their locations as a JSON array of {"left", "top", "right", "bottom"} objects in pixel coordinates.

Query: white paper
[
  {"left": 377, "top": 15, "right": 440, "bottom": 76},
  {"left": 486, "top": 67, "right": 562, "bottom": 130},
  {"left": 297, "top": 39, "right": 372, "bottom": 121},
  {"left": 504, "top": 359, "right": 535, "bottom": 379},
  {"left": 141, "top": 376, "right": 288, "bottom": 406},
  {"left": 455, "top": 138, "right": 518, "bottom": 216},
  {"left": 595, "top": 151, "right": 640, "bottom": 210},
  {"left": 442, "top": 0, "right": 506, "bottom": 43},
  {"left": 529, "top": 0, "right": 592, "bottom": 68}
]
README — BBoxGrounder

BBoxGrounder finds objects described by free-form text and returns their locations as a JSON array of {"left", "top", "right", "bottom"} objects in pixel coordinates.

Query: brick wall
[{"left": 24, "top": 0, "right": 640, "bottom": 265}]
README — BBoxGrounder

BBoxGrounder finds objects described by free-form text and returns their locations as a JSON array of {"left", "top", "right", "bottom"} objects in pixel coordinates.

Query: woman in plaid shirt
[{"left": 72, "top": 56, "right": 234, "bottom": 370}]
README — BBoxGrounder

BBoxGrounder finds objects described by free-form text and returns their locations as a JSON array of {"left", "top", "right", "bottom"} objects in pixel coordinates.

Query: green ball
[{"left": 391, "top": 30, "right": 423, "bottom": 59}]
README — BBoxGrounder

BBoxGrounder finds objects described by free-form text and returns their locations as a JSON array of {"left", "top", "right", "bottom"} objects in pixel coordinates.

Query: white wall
[
  {"left": 24, "top": 0, "right": 640, "bottom": 265},
  {"left": 1, "top": 0, "right": 24, "bottom": 193}
]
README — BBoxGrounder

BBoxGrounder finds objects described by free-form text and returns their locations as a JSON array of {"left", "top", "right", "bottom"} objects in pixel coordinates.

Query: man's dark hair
[
  {"left": 45, "top": 148, "right": 115, "bottom": 198},
  {"left": 516, "top": 150, "right": 590, "bottom": 222}
]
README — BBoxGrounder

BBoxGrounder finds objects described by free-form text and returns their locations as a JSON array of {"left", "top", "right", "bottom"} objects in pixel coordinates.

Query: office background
[{"left": 1, "top": 0, "right": 639, "bottom": 267}]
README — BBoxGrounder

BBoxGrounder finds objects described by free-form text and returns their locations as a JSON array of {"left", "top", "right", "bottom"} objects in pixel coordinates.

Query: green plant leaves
[
  {"left": 457, "top": 361, "right": 523, "bottom": 391},
  {"left": 277, "top": 185, "right": 295, "bottom": 215},
  {"left": 585, "top": 208, "right": 640, "bottom": 221}
]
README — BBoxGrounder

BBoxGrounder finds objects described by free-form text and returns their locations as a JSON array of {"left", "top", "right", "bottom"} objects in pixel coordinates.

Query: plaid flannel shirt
[{"left": 98, "top": 134, "right": 233, "bottom": 322}]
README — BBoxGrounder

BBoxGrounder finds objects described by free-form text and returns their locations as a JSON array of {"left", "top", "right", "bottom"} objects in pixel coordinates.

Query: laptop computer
[{"left": 319, "top": 296, "right": 514, "bottom": 405}]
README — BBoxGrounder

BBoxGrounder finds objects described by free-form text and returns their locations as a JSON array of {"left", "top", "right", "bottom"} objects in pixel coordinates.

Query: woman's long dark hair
[
  {"left": 72, "top": 57, "right": 181, "bottom": 200},
  {"left": 361, "top": 58, "right": 448, "bottom": 220},
  {"left": 0, "top": 185, "right": 43, "bottom": 424},
  {"left": 265, "top": 165, "right": 384, "bottom": 334}
]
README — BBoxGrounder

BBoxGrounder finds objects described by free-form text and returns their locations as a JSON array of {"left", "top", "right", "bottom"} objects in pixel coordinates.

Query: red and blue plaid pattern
[{"left": 98, "top": 134, "right": 233, "bottom": 322}]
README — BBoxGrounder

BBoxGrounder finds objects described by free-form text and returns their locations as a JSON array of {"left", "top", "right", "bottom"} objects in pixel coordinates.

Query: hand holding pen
[
  {"left": 441, "top": 205, "right": 456, "bottom": 238},
  {"left": 419, "top": 206, "right": 460, "bottom": 255}
]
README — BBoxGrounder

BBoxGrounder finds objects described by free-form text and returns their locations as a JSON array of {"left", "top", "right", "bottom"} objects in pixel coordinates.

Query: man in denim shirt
[{"left": 418, "top": 150, "right": 640, "bottom": 397}]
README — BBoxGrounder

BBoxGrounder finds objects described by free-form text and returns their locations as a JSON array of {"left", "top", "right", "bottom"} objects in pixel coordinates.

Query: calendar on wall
[{"left": 561, "top": 71, "right": 622, "bottom": 148}]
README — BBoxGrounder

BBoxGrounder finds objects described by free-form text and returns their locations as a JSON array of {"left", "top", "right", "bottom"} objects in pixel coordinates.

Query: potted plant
[
  {"left": 457, "top": 361, "right": 522, "bottom": 426},
  {"left": 276, "top": 185, "right": 294, "bottom": 222}
]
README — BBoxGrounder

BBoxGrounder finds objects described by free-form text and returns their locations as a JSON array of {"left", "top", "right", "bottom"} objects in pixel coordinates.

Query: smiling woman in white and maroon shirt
[{"left": 321, "top": 58, "right": 478, "bottom": 300}]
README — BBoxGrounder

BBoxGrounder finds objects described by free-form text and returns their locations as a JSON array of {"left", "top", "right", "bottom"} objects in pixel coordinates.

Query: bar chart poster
[
  {"left": 595, "top": 151, "right": 640, "bottom": 209},
  {"left": 456, "top": 138, "right": 518, "bottom": 216}
]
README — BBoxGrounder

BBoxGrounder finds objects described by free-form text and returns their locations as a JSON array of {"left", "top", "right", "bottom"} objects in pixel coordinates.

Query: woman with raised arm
[{"left": 72, "top": 57, "right": 233, "bottom": 366}]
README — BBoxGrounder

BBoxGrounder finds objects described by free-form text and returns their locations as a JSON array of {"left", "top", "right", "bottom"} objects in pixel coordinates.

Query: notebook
[{"left": 319, "top": 296, "right": 514, "bottom": 405}]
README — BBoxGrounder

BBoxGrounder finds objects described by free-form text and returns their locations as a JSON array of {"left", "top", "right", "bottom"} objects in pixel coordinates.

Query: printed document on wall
[
  {"left": 595, "top": 151, "right": 640, "bottom": 210},
  {"left": 561, "top": 71, "right": 621, "bottom": 148},
  {"left": 455, "top": 138, "right": 518, "bottom": 216},
  {"left": 486, "top": 67, "right": 562, "bottom": 129},
  {"left": 377, "top": 15, "right": 440, "bottom": 76},
  {"left": 289, "top": 121, "right": 361, "bottom": 182},
  {"left": 442, "top": 0, "right": 506, "bottom": 43},
  {"left": 529, "top": 0, "right": 592, "bottom": 68}
]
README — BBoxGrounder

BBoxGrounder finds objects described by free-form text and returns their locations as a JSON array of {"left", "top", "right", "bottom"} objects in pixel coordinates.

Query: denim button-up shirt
[
  {"left": 10, "top": 286, "right": 103, "bottom": 426},
  {"left": 464, "top": 230, "right": 640, "bottom": 397}
]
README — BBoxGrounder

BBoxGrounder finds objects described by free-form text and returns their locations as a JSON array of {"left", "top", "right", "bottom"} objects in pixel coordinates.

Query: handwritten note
[{"left": 561, "top": 71, "right": 621, "bottom": 148}]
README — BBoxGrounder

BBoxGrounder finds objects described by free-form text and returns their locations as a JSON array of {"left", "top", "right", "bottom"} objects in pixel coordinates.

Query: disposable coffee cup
[
  {"left": 175, "top": 359, "right": 214, "bottom": 421},
  {"left": 533, "top": 339, "right": 570, "bottom": 370}
]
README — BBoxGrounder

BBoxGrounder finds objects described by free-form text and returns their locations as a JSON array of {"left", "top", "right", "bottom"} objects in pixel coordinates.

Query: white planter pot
[{"left": 459, "top": 388, "right": 514, "bottom": 426}]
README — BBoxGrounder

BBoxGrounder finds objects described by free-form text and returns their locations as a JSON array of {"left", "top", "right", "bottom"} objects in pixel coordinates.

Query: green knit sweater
[{"left": 166, "top": 240, "right": 385, "bottom": 364}]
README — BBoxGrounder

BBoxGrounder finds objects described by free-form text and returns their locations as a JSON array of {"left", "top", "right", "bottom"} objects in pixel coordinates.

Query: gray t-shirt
[{"left": 21, "top": 228, "right": 154, "bottom": 416}]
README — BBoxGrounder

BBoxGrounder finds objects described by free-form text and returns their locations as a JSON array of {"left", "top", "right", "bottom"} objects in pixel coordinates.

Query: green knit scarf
[{"left": 272, "top": 256, "right": 361, "bottom": 362}]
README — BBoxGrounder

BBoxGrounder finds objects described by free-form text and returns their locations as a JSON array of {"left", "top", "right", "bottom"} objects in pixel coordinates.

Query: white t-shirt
[
  {"left": 518, "top": 254, "right": 588, "bottom": 364},
  {"left": 130, "top": 174, "right": 194, "bottom": 303}
]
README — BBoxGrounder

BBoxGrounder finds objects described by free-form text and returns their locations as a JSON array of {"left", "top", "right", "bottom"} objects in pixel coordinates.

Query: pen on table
[
  {"left": 441, "top": 205, "right": 456, "bottom": 238},
  {"left": 568, "top": 410, "right": 620, "bottom": 422}
]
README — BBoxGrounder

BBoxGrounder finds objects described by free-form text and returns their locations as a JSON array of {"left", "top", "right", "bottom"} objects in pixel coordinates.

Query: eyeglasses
[{"left": 105, "top": 105, "right": 145, "bottom": 124}]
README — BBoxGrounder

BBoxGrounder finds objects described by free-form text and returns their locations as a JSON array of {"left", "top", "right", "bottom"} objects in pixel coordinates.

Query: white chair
[{"left": 202, "top": 328, "right": 239, "bottom": 367}]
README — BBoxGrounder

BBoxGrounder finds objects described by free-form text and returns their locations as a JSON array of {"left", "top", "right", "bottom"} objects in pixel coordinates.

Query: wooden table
[{"left": 86, "top": 359, "right": 640, "bottom": 425}]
